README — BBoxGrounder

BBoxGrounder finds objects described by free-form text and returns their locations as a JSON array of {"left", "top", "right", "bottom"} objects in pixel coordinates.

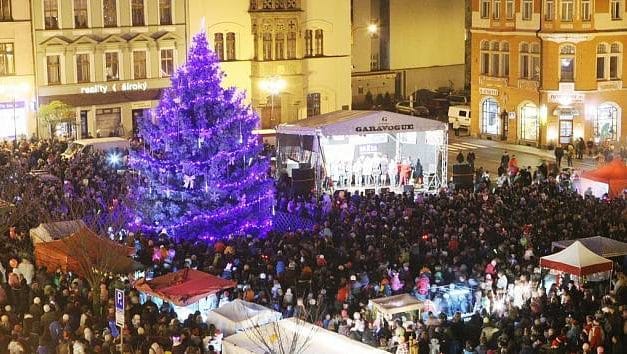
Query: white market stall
[
  {"left": 276, "top": 110, "right": 448, "bottom": 194},
  {"left": 370, "top": 293, "right": 424, "bottom": 320},
  {"left": 540, "top": 241, "right": 614, "bottom": 289},
  {"left": 221, "top": 317, "right": 389, "bottom": 354},
  {"left": 205, "top": 299, "right": 282, "bottom": 336}
]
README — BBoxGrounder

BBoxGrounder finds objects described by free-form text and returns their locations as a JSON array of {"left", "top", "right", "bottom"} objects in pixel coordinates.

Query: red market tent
[
  {"left": 540, "top": 241, "right": 613, "bottom": 276},
  {"left": 134, "top": 269, "right": 236, "bottom": 307},
  {"left": 580, "top": 159, "right": 627, "bottom": 198},
  {"left": 34, "top": 227, "right": 138, "bottom": 276}
]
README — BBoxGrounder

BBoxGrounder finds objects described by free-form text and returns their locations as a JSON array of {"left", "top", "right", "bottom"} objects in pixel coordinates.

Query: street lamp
[
  {"left": 259, "top": 76, "right": 286, "bottom": 127},
  {"left": 0, "top": 82, "right": 30, "bottom": 142}
]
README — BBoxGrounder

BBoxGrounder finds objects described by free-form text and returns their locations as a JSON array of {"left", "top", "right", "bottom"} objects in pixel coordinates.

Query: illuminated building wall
[{"left": 471, "top": 0, "right": 627, "bottom": 146}]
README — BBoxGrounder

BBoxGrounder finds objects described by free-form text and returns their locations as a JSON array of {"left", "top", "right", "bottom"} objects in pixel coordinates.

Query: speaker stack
[
  {"left": 291, "top": 168, "right": 315, "bottom": 197},
  {"left": 452, "top": 163, "right": 473, "bottom": 188}
]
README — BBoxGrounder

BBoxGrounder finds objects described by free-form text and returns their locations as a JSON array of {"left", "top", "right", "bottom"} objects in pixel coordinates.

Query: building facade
[
  {"left": 0, "top": 0, "right": 36, "bottom": 140},
  {"left": 32, "top": 0, "right": 187, "bottom": 138},
  {"left": 470, "top": 0, "right": 627, "bottom": 147},
  {"left": 188, "top": 0, "right": 352, "bottom": 129}
]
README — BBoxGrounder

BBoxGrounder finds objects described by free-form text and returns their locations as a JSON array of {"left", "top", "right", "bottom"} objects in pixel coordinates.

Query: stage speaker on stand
[
  {"left": 452, "top": 163, "right": 473, "bottom": 189},
  {"left": 291, "top": 168, "right": 315, "bottom": 197}
]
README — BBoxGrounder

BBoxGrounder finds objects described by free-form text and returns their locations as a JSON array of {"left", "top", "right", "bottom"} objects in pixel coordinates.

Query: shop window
[
  {"left": 46, "top": 55, "right": 61, "bottom": 85},
  {"left": 519, "top": 103, "right": 538, "bottom": 141},
  {"left": 74, "top": 0, "right": 88, "bottom": 28},
  {"left": 275, "top": 33, "right": 285, "bottom": 60},
  {"left": 103, "top": 0, "right": 117, "bottom": 27},
  {"left": 96, "top": 107, "right": 122, "bottom": 137},
  {"left": 314, "top": 29, "right": 324, "bottom": 56},
  {"left": 159, "top": 0, "right": 172, "bottom": 25},
  {"left": 559, "top": 118, "right": 573, "bottom": 144},
  {"left": 262, "top": 32, "right": 272, "bottom": 60},
  {"left": 307, "top": 93, "right": 321, "bottom": 117},
  {"left": 522, "top": 0, "right": 533, "bottom": 20},
  {"left": 560, "top": 0, "right": 573, "bottom": 21},
  {"left": 480, "top": 0, "right": 490, "bottom": 18},
  {"left": 545, "top": 0, "right": 554, "bottom": 21},
  {"left": 304, "top": 30, "right": 313, "bottom": 57},
  {"left": 0, "top": 0, "right": 11, "bottom": 21},
  {"left": 481, "top": 98, "right": 500, "bottom": 135},
  {"left": 559, "top": 44, "right": 575, "bottom": 82},
  {"left": 44, "top": 0, "right": 59, "bottom": 30},
  {"left": 581, "top": 0, "right": 591, "bottom": 21},
  {"left": 214, "top": 33, "right": 224, "bottom": 61},
  {"left": 105, "top": 52, "right": 119, "bottom": 81},
  {"left": 133, "top": 51, "right": 147, "bottom": 79},
  {"left": 595, "top": 103, "right": 619, "bottom": 141},
  {"left": 76, "top": 53, "right": 90, "bottom": 83},
  {"left": 160, "top": 49, "right": 174, "bottom": 77},
  {"left": 611, "top": 0, "right": 622, "bottom": 20},
  {"left": 493, "top": 0, "right": 501, "bottom": 19},
  {"left": 132, "top": 0, "right": 145, "bottom": 26},
  {"left": 506, "top": 0, "right": 514, "bottom": 19},
  {"left": 0, "top": 43, "right": 14, "bottom": 76},
  {"left": 226, "top": 32, "right": 236, "bottom": 61}
]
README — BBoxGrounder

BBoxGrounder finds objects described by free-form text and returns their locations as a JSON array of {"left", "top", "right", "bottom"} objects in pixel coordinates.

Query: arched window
[
  {"left": 226, "top": 32, "right": 236, "bottom": 61},
  {"left": 481, "top": 98, "right": 500, "bottom": 135},
  {"left": 214, "top": 33, "right": 224, "bottom": 61},
  {"left": 595, "top": 103, "right": 619, "bottom": 141},
  {"left": 559, "top": 44, "right": 575, "bottom": 82},
  {"left": 480, "top": 40, "right": 490, "bottom": 75},
  {"left": 519, "top": 102, "right": 538, "bottom": 141},
  {"left": 490, "top": 41, "right": 500, "bottom": 76},
  {"left": 275, "top": 32, "right": 285, "bottom": 60}
]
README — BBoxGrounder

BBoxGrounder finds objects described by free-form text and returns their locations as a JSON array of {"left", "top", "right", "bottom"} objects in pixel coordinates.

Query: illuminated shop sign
[
  {"left": 548, "top": 93, "right": 585, "bottom": 105},
  {"left": 79, "top": 81, "right": 148, "bottom": 95}
]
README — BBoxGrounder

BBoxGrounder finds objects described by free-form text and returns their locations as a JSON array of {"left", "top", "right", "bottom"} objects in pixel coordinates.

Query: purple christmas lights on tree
[{"left": 130, "top": 30, "right": 274, "bottom": 239}]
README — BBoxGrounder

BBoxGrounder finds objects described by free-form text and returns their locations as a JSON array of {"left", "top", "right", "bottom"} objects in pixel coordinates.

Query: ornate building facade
[
  {"left": 471, "top": 0, "right": 627, "bottom": 146},
  {"left": 188, "top": 0, "right": 352, "bottom": 129}
]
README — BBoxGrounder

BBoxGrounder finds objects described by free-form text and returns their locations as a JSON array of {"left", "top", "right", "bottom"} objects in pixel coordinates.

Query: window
[
  {"left": 520, "top": 43, "right": 530, "bottom": 78},
  {"left": 480, "top": 41, "right": 490, "bottom": 75},
  {"left": 314, "top": 29, "right": 323, "bottom": 56},
  {"left": 74, "top": 0, "right": 88, "bottom": 28},
  {"left": 560, "top": 0, "right": 573, "bottom": 21},
  {"left": 491, "top": 42, "right": 500, "bottom": 76},
  {"left": 307, "top": 93, "right": 321, "bottom": 117},
  {"left": 506, "top": 0, "right": 514, "bottom": 19},
  {"left": 214, "top": 33, "right": 224, "bottom": 61},
  {"left": 545, "top": 0, "right": 554, "bottom": 20},
  {"left": 160, "top": 49, "right": 174, "bottom": 77},
  {"left": 304, "top": 30, "right": 313, "bottom": 57},
  {"left": 253, "top": 33, "right": 259, "bottom": 60},
  {"left": 0, "top": 43, "right": 14, "bottom": 76},
  {"left": 522, "top": 0, "right": 533, "bottom": 20},
  {"left": 501, "top": 42, "right": 510, "bottom": 76},
  {"left": 0, "top": 0, "right": 12, "bottom": 21},
  {"left": 159, "top": 0, "right": 172, "bottom": 25},
  {"left": 611, "top": 0, "right": 622, "bottom": 19},
  {"left": 76, "top": 53, "right": 90, "bottom": 83},
  {"left": 132, "top": 0, "right": 145, "bottom": 26},
  {"left": 483, "top": 41, "right": 509, "bottom": 77},
  {"left": 226, "top": 32, "right": 236, "bottom": 61},
  {"left": 133, "top": 51, "right": 147, "bottom": 79},
  {"left": 493, "top": 0, "right": 501, "bottom": 19},
  {"left": 595, "top": 103, "right": 619, "bottom": 141},
  {"left": 103, "top": 0, "right": 117, "bottom": 27},
  {"left": 46, "top": 55, "right": 61, "bottom": 84},
  {"left": 520, "top": 43, "right": 540, "bottom": 80},
  {"left": 481, "top": 0, "right": 490, "bottom": 18},
  {"left": 597, "top": 44, "right": 607, "bottom": 80},
  {"left": 581, "top": 0, "right": 591, "bottom": 21},
  {"left": 287, "top": 31, "right": 296, "bottom": 59},
  {"left": 610, "top": 43, "right": 621, "bottom": 79},
  {"left": 597, "top": 43, "right": 622, "bottom": 80},
  {"left": 105, "top": 52, "right": 119, "bottom": 81},
  {"left": 262, "top": 32, "right": 272, "bottom": 60},
  {"left": 520, "top": 103, "right": 538, "bottom": 141},
  {"left": 44, "top": 0, "right": 59, "bottom": 29},
  {"left": 560, "top": 44, "right": 575, "bottom": 82},
  {"left": 275, "top": 33, "right": 285, "bottom": 60},
  {"left": 530, "top": 43, "right": 540, "bottom": 80},
  {"left": 481, "top": 98, "right": 500, "bottom": 135}
]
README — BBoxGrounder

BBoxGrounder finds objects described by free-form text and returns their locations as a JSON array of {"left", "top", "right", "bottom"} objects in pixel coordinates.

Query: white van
[
  {"left": 62, "top": 137, "right": 130, "bottom": 159},
  {"left": 448, "top": 105, "right": 471, "bottom": 127}
]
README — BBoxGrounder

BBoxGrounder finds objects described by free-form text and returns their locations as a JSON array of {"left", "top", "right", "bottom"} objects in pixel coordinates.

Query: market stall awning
[
  {"left": 370, "top": 293, "right": 424, "bottom": 316},
  {"left": 134, "top": 269, "right": 236, "bottom": 307},
  {"left": 205, "top": 299, "right": 282, "bottom": 336},
  {"left": 540, "top": 241, "right": 613, "bottom": 276},
  {"left": 276, "top": 110, "right": 448, "bottom": 136},
  {"left": 29, "top": 220, "right": 87, "bottom": 244},
  {"left": 580, "top": 159, "right": 627, "bottom": 198},
  {"left": 551, "top": 236, "right": 627, "bottom": 258}
]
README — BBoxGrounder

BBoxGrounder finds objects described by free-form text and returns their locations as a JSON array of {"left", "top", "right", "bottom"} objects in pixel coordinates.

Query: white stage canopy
[{"left": 206, "top": 300, "right": 282, "bottom": 336}]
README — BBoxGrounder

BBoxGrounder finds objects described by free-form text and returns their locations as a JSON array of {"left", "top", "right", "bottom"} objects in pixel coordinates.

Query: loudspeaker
[
  {"left": 292, "top": 168, "right": 314, "bottom": 181},
  {"left": 452, "top": 174, "right": 473, "bottom": 188},
  {"left": 292, "top": 181, "right": 314, "bottom": 197},
  {"left": 453, "top": 163, "right": 473, "bottom": 175},
  {"left": 299, "top": 162, "right": 311, "bottom": 169},
  {"left": 365, "top": 188, "right": 375, "bottom": 195},
  {"left": 403, "top": 185, "right": 415, "bottom": 194},
  {"left": 291, "top": 168, "right": 315, "bottom": 197},
  {"left": 379, "top": 187, "right": 390, "bottom": 194}
]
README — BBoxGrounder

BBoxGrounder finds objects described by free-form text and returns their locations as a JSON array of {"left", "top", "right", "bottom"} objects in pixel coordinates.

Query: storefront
[
  {"left": 0, "top": 101, "right": 27, "bottom": 139},
  {"left": 518, "top": 102, "right": 539, "bottom": 142},
  {"left": 480, "top": 96, "right": 501, "bottom": 136}
]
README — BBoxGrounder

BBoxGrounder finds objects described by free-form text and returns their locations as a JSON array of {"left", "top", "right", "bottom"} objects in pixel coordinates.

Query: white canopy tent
[
  {"left": 370, "top": 293, "right": 424, "bottom": 319},
  {"left": 205, "top": 299, "right": 282, "bottom": 336},
  {"left": 29, "top": 220, "right": 87, "bottom": 244},
  {"left": 540, "top": 241, "right": 613, "bottom": 276},
  {"left": 222, "top": 317, "right": 389, "bottom": 354},
  {"left": 276, "top": 110, "right": 448, "bottom": 194}
]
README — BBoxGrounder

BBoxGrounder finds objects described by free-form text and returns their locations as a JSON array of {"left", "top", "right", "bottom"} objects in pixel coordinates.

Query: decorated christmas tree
[{"left": 130, "top": 30, "right": 274, "bottom": 239}]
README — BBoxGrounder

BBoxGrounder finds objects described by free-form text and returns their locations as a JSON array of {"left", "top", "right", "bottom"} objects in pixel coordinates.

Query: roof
[
  {"left": 72, "top": 137, "right": 128, "bottom": 144},
  {"left": 370, "top": 293, "right": 424, "bottom": 316},
  {"left": 134, "top": 269, "right": 236, "bottom": 307},
  {"left": 582, "top": 159, "right": 627, "bottom": 182},
  {"left": 540, "top": 241, "right": 613, "bottom": 276},
  {"left": 551, "top": 236, "right": 627, "bottom": 258},
  {"left": 276, "top": 110, "right": 448, "bottom": 136}
]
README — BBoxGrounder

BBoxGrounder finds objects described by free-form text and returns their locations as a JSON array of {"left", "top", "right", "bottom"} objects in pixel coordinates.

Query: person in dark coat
[
  {"left": 500, "top": 151, "right": 509, "bottom": 170},
  {"left": 456, "top": 151, "right": 465, "bottom": 164},
  {"left": 554, "top": 145, "right": 564, "bottom": 168},
  {"left": 414, "top": 158, "right": 424, "bottom": 185},
  {"left": 466, "top": 151, "right": 476, "bottom": 170}
]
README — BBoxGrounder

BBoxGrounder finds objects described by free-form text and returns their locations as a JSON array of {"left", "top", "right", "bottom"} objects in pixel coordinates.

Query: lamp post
[
  {"left": 0, "top": 83, "right": 30, "bottom": 142},
  {"left": 259, "top": 76, "right": 286, "bottom": 127}
]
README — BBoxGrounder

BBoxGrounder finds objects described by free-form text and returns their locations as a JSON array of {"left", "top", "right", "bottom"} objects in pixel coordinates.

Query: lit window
[
  {"left": 314, "top": 29, "right": 323, "bottom": 56},
  {"left": 159, "top": 0, "right": 172, "bottom": 25},
  {"left": 611, "top": 0, "right": 622, "bottom": 20},
  {"left": 481, "top": 0, "right": 490, "bottom": 18},
  {"left": 132, "top": 0, "right": 145, "bottom": 26},
  {"left": 133, "top": 51, "right": 147, "bottom": 79},
  {"left": 105, "top": 52, "right": 119, "bottom": 81},
  {"left": 522, "top": 0, "right": 533, "bottom": 20},
  {"left": 0, "top": 0, "right": 12, "bottom": 21},
  {"left": 76, "top": 53, "right": 90, "bottom": 83},
  {"left": 44, "top": 0, "right": 59, "bottom": 30},
  {"left": 0, "top": 43, "right": 14, "bottom": 76},
  {"left": 160, "top": 49, "right": 174, "bottom": 77},
  {"left": 275, "top": 33, "right": 285, "bottom": 60},
  {"left": 560, "top": 44, "right": 575, "bottom": 82},
  {"left": 103, "top": 0, "right": 117, "bottom": 27},
  {"left": 506, "top": 0, "right": 514, "bottom": 19},
  {"left": 46, "top": 55, "right": 61, "bottom": 85},
  {"left": 481, "top": 98, "right": 500, "bottom": 135},
  {"left": 545, "top": 0, "right": 554, "bottom": 21},
  {"left": 595, "top": 103, "right": 619, "bottom": 141},
  {"left": 581, "top": 0, "right": 591, "bottom": 21},
  {"left": 493, "top": 0, "right": 501, "bottom": 19},
  {"left": 74, "top": 0, "right": 88, "bottom": 28},
  {"left": 561, "top": 0, "right": 573, "bottom": 21}
]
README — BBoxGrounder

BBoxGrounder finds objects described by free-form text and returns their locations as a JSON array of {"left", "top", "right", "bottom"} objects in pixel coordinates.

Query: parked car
[{"left": 395, "top": 101, "right": 430, "bottom": 116}]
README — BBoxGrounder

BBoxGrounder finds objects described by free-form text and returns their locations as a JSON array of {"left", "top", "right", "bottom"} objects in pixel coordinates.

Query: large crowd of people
[{"left": 0, "top": 137, "right": 625, "bottom": 353}]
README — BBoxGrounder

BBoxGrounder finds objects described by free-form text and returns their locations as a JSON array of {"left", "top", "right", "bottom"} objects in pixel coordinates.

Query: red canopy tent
[
  {"left": 540, "top": 241, "right": 613, "bottom": 276},
  {"left": 134, "top": 269, "right": 236, "bottom": 307},
  {"left": 580, "top": 159, "right": 627, "bottom": 198}
]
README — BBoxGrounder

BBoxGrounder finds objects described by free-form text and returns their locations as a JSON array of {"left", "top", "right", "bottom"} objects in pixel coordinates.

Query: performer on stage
[
  {"left": 400, "top": 158, "right": 411, "bottom": 186},
  {"left": 353, "top": 158, "right": 362, "bottom": 187},
  {"left": 362, "top": 155, "right": 372, "bottom": 186},
  {"left": 388, "top": 158, "right": 397, "bottom": 187}
]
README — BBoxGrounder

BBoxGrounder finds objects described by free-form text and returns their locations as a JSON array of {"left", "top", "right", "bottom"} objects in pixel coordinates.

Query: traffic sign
[{"left": 115, "top": 289, "right": 125, "bottom": 327}]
